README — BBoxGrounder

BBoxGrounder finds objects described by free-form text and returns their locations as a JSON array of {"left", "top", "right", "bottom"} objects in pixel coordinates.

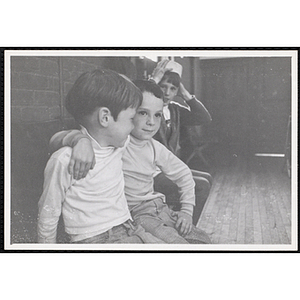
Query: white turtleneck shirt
[
  {"left": 38, "top": 127, "right": 131, "bottom": 243},
  {"left": 123, "top": 135, "right": 195, "bottom": 216}
]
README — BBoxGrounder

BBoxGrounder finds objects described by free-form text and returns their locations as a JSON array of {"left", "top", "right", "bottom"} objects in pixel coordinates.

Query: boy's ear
[{"left": 98, "top": 107, "right": 111, "bottom": 127}]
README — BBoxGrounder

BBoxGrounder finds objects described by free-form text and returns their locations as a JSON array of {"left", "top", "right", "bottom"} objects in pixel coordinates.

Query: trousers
[
  {"left": 73, "top": 219, "right": 166, "bottom": 244},
  {"left": 130, "top": 198, "right": 211, "bottom": 244}
]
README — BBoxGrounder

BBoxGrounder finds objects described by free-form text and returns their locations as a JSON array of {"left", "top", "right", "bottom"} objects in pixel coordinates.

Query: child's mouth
[{"left": 143, "top": 129, "right": 155, "bottom": 133}]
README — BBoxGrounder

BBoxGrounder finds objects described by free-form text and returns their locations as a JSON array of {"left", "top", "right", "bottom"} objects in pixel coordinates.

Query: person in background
[{"left": 149, "top": 59, "right": 213, "bottom": 225}]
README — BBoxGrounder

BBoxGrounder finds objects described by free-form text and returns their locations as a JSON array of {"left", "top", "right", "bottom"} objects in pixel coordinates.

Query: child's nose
[{"left": 147, "top": 116, "right": 155, "bottom": 125}]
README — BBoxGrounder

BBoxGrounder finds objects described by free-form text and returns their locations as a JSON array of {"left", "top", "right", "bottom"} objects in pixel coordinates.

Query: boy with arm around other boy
[
  {"left": 50, "top": 80, "right": 211, "bottom": 244},
  {"left": 38, "top": 69, "right": 164, "bottom": 244}
]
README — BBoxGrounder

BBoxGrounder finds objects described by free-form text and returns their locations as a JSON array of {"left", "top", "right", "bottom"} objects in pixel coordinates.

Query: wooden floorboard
[{"left": 197, "top": 155, "right": 292, "bottom": 244}]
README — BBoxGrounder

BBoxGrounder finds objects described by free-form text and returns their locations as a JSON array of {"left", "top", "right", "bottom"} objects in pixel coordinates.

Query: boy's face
[
  {"left": 131, "top": 92, "right": 163, "bottom": 141},
  {"left": 107, "top": 107, "right": 136, "bottom": 147},
  {"left": 159, "top": 79, "right": 179, "bottom": 106}
]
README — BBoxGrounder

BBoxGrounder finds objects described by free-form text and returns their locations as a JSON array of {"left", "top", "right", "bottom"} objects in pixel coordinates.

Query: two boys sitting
[{"left": 38, "top": 69, "right": 211, "bottom": 244}]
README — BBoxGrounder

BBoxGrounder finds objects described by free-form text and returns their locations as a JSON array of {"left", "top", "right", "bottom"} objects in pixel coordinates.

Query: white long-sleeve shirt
[
  {"left": 123, "top": 135, "right": 195, "bottom": 216},
  {"left": 38, "top": 128, "right": 131, "bottom": 243}
]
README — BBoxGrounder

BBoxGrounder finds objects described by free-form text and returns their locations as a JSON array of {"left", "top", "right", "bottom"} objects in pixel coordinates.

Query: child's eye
[
  {"left": 138, "top": 111, "right": 147, "bottom": 116},
  {"left": 155, "top": 113, "right": 162, "bottom": 118}
]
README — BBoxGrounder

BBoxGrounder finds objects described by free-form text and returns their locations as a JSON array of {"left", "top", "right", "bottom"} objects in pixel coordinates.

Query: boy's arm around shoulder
[
  {"left": 49, "top": 129, "right": 84, "bottom": 153},
  {"left": 49, "top": 130, "right": 96, "bottom": 180},
  {"left": 153, "top": 140, "right": 195, "bottom": 216},
  {"left": 38, "top": 152, "right": 72, "bottom": 243}
]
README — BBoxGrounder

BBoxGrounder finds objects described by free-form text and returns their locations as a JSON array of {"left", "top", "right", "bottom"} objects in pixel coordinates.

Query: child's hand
[
  {"left": 175, "top": 211, "right": 193, "bottom": 237},
  {"left": 151, "top": 59, "right": 172, "bottom": 84},
  {"left": 68, "top": 138, "right": 96, "bottom": 180}
]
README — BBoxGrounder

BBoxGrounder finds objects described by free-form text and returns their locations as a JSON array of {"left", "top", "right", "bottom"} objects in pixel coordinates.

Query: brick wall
[{"left": 11, "top": 56, "right": 107, "bottom": 123}]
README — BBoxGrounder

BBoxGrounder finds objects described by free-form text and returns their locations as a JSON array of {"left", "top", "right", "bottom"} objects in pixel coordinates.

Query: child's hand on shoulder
[
  {"left": 175, "top": 211, "right": 193, "bottom": 237},
  {"left": 69, "top": 138, "right": 95, "bottom": 180}
]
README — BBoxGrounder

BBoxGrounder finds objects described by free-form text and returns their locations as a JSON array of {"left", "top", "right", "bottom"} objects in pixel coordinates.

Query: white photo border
[{"left": 4, "top": 48, "right": 298, "bottom": 252}]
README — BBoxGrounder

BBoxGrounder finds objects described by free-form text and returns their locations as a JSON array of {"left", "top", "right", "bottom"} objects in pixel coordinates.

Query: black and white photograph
[{"left": 4, "top": 49, "right": 298, "bottom": 251}]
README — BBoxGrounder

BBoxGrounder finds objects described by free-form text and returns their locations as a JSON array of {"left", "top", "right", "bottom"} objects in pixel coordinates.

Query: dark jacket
[{"left": 154, "top": 96, "right": 212, "bottom": 158}]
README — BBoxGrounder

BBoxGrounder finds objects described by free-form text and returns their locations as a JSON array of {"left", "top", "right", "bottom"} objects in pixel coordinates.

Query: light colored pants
[
  {"left": 73, "top": 219, "right": 166, "bottom": 244},
  {"left": 130, "top": 198, "right": 211, "bottom": 244}
]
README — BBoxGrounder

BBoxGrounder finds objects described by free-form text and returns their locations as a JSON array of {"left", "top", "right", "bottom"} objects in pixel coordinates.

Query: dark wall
[{"left": 198, "top": 57, "right": 291, "bottom": 156}]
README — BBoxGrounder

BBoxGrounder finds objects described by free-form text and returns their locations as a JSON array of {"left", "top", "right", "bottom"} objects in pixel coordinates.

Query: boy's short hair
[
  {"left": 133, "top": 79, "right": 164, "bottom": 100},
  {"left": 66, "top": 69, "right": 142, "bottom": 122},
  {"left": 160, "top": 71, "right": 181, "bottom": 88}
]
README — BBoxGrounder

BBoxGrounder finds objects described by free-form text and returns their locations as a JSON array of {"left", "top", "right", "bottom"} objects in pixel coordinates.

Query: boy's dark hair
[
  {"left": 159, "top": 71, "right": 181, "bottom": 88},
  {"left": 133, "top": 79, "right": 164, "bottom": 100},
  {"left": 66, "top": 69, "right": 142, "bottom": 122}
]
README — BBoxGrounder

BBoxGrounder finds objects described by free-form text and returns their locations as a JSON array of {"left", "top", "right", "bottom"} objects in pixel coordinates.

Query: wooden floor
[{"left": 197, "top": 155, "right": 292, "bottom": 244}]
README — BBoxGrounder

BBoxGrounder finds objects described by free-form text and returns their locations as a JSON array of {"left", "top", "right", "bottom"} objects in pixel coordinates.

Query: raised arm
[
  {"left": 49, "top": 130, "right": 95, "bottom": 180},
  {"left": 179, "top": 82, "right": 212, "bottom": 125},
  {"left": 149, "top": 59, "right": 173, "bottom": 84}
]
